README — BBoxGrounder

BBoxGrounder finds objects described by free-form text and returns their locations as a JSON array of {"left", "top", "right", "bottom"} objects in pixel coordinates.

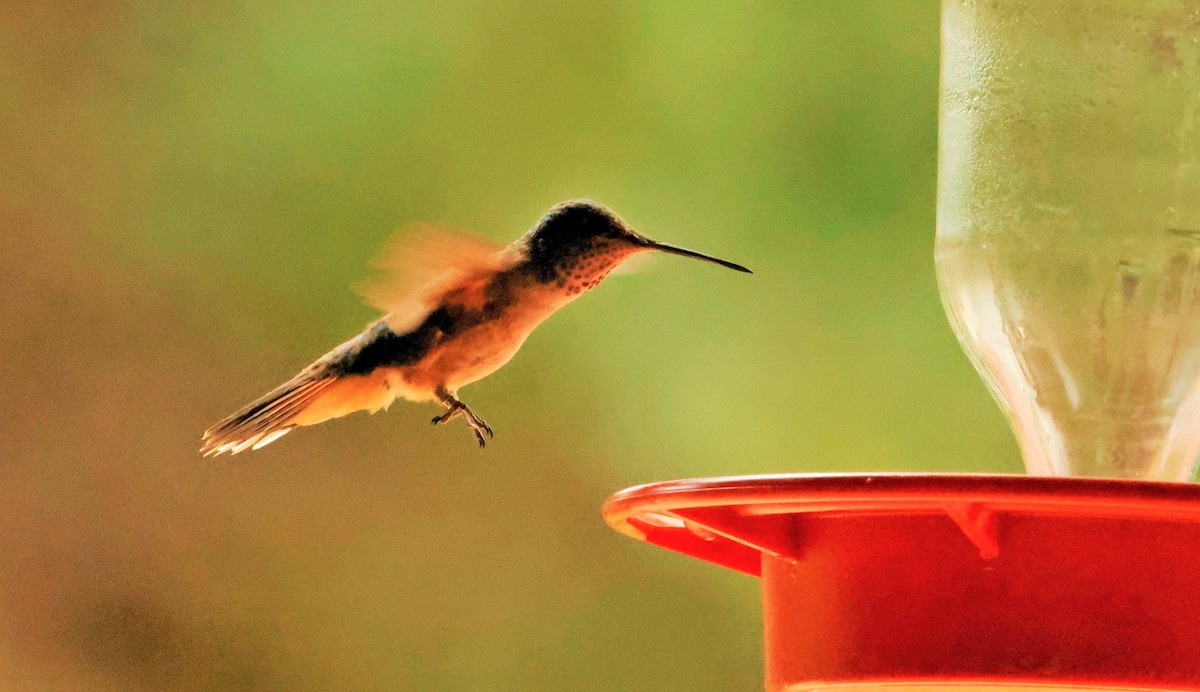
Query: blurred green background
[{"left": 0, "top": 1, "right": 1019, "bottom": 690}]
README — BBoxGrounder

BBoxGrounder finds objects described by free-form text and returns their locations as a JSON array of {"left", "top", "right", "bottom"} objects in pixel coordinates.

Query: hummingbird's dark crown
[{"left": 524, "top": 200, "right": 642, "bottom": 282}]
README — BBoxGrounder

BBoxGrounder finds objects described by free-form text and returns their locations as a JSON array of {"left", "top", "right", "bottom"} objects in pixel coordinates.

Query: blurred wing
[{"left": 355, "top": 225, "right": 510, "bottom": 333}]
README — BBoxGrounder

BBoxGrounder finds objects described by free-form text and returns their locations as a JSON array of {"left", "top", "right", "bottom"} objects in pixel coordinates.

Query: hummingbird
[{"left": 200, "top": 200, "right": 751, "bottom": 455}]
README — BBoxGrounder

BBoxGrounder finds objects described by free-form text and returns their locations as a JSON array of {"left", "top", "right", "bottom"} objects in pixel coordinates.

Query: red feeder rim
[{"left": 603, "top": 474, "right": 1200, "bottom": 691}]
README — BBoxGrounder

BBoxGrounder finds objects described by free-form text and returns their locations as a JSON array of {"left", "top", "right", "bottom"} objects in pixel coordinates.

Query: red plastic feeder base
[{"left": 603, "top": 474, "right": 1200, "bottom": 691}]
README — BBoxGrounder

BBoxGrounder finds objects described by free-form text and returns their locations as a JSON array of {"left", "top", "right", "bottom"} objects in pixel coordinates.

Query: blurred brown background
[{"left": 0, "top": 1, "right": 1018, "bottom": 690}]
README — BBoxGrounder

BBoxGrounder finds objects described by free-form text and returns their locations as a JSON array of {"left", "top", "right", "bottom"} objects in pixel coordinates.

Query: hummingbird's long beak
[{"left": 638, "top": 238, "right": 753, "bottom": 273}]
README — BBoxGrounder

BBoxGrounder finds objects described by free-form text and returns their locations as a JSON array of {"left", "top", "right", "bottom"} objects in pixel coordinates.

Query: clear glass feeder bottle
[{"left": 936, "top": 0, "right": 1200, "bottom": 480}]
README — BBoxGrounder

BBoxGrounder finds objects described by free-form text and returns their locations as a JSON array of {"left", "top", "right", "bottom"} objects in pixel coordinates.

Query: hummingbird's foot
[
  {"left": 431, "top": 407, "right": 462, "bottom": 426},
  {"left": 433, "top": 390, "right": 494, "bottom": 448},
  {"left": 463, "top": 411, "right": 494, "bottom": 448}
]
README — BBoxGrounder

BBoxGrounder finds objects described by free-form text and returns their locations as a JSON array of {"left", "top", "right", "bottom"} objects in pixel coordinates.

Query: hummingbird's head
[{"left": 524, "top": 200, "right": 750, "bottom": 289}]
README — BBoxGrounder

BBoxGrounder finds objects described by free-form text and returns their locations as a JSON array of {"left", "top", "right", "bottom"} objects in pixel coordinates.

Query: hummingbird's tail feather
[{"left": 201, "top": 375, "right": 339, "bottom": 457}]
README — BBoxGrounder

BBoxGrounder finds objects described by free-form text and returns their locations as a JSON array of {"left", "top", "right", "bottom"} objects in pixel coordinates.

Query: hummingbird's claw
[
  {"left": 464, "top": 410, "right": 493, "bottom": 448},
  {"left": 431, "top": 410, "right": 458, "bottom": 426},
  {"left": 433, "top": 389, "right": 493, "bottom": 449}
]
